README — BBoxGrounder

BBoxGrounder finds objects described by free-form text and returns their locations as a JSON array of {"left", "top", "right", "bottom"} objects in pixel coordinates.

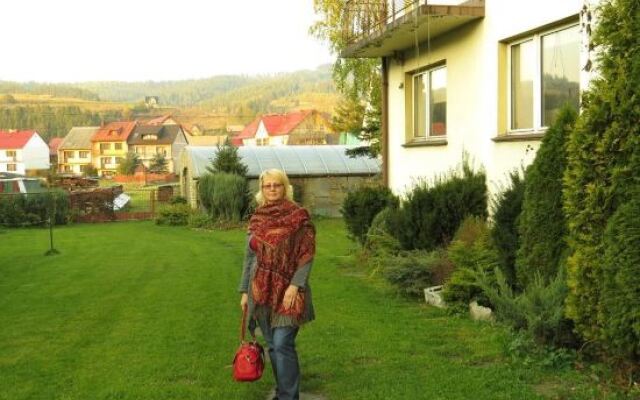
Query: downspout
[{"left": 381, "top": 56, "right": 389, "bottom": 187}]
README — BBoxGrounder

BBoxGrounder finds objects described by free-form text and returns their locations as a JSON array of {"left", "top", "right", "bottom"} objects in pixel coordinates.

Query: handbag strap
[{"left": 240, "top": 306, "right": 256, "bottom": 343}]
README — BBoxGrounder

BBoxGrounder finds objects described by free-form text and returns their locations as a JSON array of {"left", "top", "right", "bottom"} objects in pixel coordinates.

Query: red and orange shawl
[{"left": 248, "top": 200, "right": 315, "bottom": 319}]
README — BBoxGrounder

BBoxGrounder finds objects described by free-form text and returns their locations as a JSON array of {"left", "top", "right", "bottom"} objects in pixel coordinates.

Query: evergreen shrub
[
  {"left": 198, "top": 173, "right": 250, "bottom": 223},
  {"left": 381, "top": 249, "right": 451, "bottom": 298},
  {"left": 601, "top": 198, "right": 640, "bottom": 363},
  {"left": 341, "top": 186, "right": 398, "bottom": 245},
  {"left": 516, "top": 106, "right": 576, "bottom": 289},
  {"left": 490, "top": 170, "right": 525, "bottom": 289},
  {"left": 564, "top": 0, "right": 640, "bottom": 345},
  {"left": 442, "top": 217, "right": 500, "bottom": 308},
  {"left": 389, "top": 160, "right": 487, "bottom": 251}
]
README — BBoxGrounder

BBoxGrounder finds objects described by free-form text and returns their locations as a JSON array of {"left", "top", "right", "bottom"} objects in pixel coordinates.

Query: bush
[
  {"left": 155, "top": 203, "right": 191, "bottom": 226},
  {"left": 188, "top": 212, "right": 213, "bottom": 229},
  {"left": 490, "top": 170, "right": 525, "bottom": 289},
  {"left": 564, "top": 0, "right": 640, "bottom": 344},
  {"left": 601, "top": 198, "right": 640, "bottom": 363},
  {"left": 478, "top": 267, "right": 578, "bottom": 348},
  {"left": 389, "top": 159, "right": 487, "bottom": 251},
  {"left": 198, "top": 172, "right": 250, "bottom": 223},
  {"left": 516, "top": 106, "right": 576, "bottom": 289},
  {"left": 169, "top": 196, "right": 187, "bottom": 205},
  {"left": 0, "top": 190, "right": 69, "bottom": 227},
  {"left": 341, "top": 186, "right": 398, "bottom": 245},
  {"left": 381, "top": 249, "right": 452, "bottom": 298},
  {"left": 442, "top": 217, "right": 500, "bottom": 308}
]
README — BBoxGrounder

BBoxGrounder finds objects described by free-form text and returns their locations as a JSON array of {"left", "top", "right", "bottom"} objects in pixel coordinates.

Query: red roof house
[
  {"left": 49, "top": 137, "right": 63, "bottom": 156},
  {"left": 0, "top": 130, "right": 50, "bottom": 174},
  {"left": 235, "top": 110, "right": 334, "bottom": 146}
]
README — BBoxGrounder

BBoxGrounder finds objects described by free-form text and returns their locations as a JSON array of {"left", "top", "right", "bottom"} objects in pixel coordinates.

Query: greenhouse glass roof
[{"left": 182, "top": 145, "right": 381, "bottom": 178}]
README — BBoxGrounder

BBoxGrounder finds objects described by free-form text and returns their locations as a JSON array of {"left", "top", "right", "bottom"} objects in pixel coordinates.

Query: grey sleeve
[
  {"left": 291, "top": 259, "right": 313, "bottom": 289},
  {"left": 238, "top": 236, "right": 255, "bottom": 293}
]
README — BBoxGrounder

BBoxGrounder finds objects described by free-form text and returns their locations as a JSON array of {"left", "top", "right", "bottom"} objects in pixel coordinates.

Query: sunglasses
[{"left": 261, "top": 183, "right": 284, "bottom": 190}]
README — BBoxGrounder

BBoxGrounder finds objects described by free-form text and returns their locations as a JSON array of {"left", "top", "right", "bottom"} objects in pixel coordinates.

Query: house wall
[
  {"left": 386, "top": 0, "right": 583, "bottom": 202},
  {"left": 287, "top": 113, "right": 337, "bottom": 145},
  {"left": 133, "top": 144, "right": 173, "bottom": 171},
  {"left": 22, "top": 134, "right": 50, "bottom": 172},
  {"left": 0, "top": 148, "right": 25, "bottom": 174},
  {"left": 58, "top": 148, "right": 93, "bottom": 175},
  {"left": 93, "top": 141, "right": 129, "bottom": 176}
]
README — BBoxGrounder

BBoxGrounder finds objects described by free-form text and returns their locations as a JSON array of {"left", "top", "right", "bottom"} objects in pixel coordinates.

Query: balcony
[{"left": 341, "top": 0, "right": 484, "bottom": 58}]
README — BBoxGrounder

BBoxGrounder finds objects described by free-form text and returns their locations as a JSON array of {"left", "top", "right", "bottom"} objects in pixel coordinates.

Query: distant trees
[
  {"left": 149, "top": 153, "right": 168, "bottom": 173},
  {"left": 117, "top": 152, "right": 141, "bottom": 175},
  {"left": 0, "top": 105, "right": 125, "bottom": 141}
]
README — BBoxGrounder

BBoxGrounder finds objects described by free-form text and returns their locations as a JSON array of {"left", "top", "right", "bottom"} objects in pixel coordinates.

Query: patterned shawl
[{"left": 248, "top": 200, "right": 315, "bottom": 319}]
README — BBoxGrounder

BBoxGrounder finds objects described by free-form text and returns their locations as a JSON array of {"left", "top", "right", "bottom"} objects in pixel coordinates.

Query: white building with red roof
[
  {"left": 234, "top": 110, "right": 335, "bottom": 147},
  {"left": 0, "top": 130, "right": 50, "bottom": 175}
]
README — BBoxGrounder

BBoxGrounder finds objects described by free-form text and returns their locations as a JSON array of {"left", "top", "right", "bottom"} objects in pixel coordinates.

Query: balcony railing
[{"left": 342, "top": 0, "right": 484, "bottom": 49}]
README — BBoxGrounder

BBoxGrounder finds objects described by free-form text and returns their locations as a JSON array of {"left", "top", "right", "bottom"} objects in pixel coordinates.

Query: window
[
  {"left": 6, "top": 150, "right": 16, "bottom": 159},
  {"left": 63, "top": 165, "right": 72, "bottom": 172},
  {"left": 100, "top": 143, "right": 110, "bottom": 151},
  {"left": 509, "top": 24, "right": 580, "bottom": 132},
  {"left": 114, "top": 143, "right": 123, "bottom": 150},
  {"left": 413, "top": 65, "right": 447, "bottom": 138},
  {"left": 7, "top": 164, "right": 16, "bottom": 172},
  {"left": 256, "top": 138, "right": 268, "bottom": 146},
  {"left": 79, "top": 151, "right": 89, "bottom": 158},
  {"left": 156, "top": 147, "right": 166, "bottom": 156}
]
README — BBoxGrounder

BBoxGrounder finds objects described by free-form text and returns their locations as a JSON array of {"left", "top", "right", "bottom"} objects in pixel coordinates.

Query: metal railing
[{"left": 342, "top": 0, "right": 482, "bottom": 46}]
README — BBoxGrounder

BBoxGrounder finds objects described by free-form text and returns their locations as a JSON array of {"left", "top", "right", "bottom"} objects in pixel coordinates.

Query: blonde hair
[{"left": 255, "top": 168, "right": 294, "bottom": 206}]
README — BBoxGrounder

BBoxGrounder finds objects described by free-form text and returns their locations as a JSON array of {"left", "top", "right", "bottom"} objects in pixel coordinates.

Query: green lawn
[{"left": 0, "top": 220, "right": 626, "bottom": 399}]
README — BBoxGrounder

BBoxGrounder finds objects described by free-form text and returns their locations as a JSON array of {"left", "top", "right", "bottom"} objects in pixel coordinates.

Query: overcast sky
[{"left": 0, "top": 0, "right": 335, "bottom": 83}]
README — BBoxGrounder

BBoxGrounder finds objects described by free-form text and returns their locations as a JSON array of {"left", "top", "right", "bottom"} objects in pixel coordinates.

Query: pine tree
[{"left": 206, "top": 140, "right": 248, "bottom": 177}]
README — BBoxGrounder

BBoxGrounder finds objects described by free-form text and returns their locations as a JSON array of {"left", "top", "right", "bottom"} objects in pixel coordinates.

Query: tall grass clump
[{"left": 198, "top": 172, "right": 250, "bottom": 223}]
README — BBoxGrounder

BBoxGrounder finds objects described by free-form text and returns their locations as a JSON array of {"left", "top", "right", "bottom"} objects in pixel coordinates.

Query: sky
[{"left": 0, "top": 0, "right": 335, "bottom": 83}]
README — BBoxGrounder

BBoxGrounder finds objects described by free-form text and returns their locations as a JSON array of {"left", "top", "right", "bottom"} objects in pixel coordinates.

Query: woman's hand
[
  {"left": 240, "top": 293, "right": 248, "bottom": 310},
  {"left": 282, "top": 285, "right": 299, "bottom": 310}
]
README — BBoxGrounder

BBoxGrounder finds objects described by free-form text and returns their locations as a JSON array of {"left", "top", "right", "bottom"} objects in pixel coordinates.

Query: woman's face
[{"left": 261, "top": 175, "right": 285, "bottom": 204}]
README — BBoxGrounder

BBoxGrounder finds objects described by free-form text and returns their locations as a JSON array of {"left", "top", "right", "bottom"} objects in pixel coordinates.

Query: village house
[
  {"left": 128, "top": 122, "right": 188, "bottom": 173},
  {"left": 340, "top": 0, "right": 592, "bottom": 200},
  {"left": 234, "top": 110, "right": 336, "bottom": 146},
  {"left": 0, "top": 130, "right": 50, "bottom": 175},
  {"left": 57, "top": 127, "right": 99, "bottom": 175},
  {"left": 91, "top": 121, "right": 137, "bottom": 177}
]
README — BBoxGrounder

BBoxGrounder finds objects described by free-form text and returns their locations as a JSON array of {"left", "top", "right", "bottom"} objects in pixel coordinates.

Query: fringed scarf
[{"left": 248, "top": 200, "right": 315, "bottom": 320}]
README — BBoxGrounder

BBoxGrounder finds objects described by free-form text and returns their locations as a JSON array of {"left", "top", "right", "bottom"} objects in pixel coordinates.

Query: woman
[{"left": 238, "top": 169, "right": 315, "bottom": 400}]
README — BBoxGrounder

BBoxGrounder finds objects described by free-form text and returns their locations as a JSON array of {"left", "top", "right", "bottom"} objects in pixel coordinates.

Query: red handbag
[{"left": 232, "top": 307, "right": 265, "bottom": 382}]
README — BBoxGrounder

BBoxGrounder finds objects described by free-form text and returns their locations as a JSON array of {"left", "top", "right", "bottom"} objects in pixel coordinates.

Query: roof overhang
[{"left": 341, "top": 3, "right": 484, "bottom": 58}]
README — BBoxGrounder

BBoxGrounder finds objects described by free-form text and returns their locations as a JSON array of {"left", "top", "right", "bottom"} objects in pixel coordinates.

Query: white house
[
  {"left": 0, "top": 130, "right": 50, "bottom": 175},
  {"left": 340, "top": 0, "right": 597, "bottom": 201}
]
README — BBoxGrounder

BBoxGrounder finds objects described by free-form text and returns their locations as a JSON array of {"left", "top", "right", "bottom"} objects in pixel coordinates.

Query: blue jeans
[{"left": 256, "top": 315, "right": 300, "bottom": 400}]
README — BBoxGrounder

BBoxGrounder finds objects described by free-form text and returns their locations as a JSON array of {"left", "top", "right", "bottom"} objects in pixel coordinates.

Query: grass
[{"left": 0, "top": 220, "right": 631, "bottom": 399}]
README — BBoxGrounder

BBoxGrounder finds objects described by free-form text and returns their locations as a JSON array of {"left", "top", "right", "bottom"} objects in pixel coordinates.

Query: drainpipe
[{"left": 381, "top": 56, "right": 389, "bottom": 187}]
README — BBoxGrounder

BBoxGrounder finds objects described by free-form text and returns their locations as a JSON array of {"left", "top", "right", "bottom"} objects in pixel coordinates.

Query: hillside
[{"left": 0, "top": 65, "right": 339, "bottom": 139}]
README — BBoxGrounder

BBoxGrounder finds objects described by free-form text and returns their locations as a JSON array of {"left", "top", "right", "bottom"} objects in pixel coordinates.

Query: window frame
[
  {"left": 7, "top": 163, "right": 17, "bottom": 172},
  {"left": 507, "top": 22, "right": 580, "bottom": 134},
  {"left": 411, "top": 64, "right": 447, "bottom": 140}
]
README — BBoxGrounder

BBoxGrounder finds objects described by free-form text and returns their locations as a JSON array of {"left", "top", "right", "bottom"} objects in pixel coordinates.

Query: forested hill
[
  {"left": 80, "top": 65, "right": 336, "bottom": 109},
  {"left": 0, "top": 65, "right": 339, "bottom": 140}
]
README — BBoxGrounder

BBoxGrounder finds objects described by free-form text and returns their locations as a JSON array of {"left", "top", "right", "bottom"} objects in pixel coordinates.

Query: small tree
[
  {"left": 117, "top": 151, "right": 140, "bottom": 176},
  {"left": 82, "top": 165, "right": 98, "bottom": 178},
  {"left": 149, "top": 153, "right": 168, "bottom": 173},
  {"left": 206, "top": 140, "right": 248, "bottom": 177}
]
